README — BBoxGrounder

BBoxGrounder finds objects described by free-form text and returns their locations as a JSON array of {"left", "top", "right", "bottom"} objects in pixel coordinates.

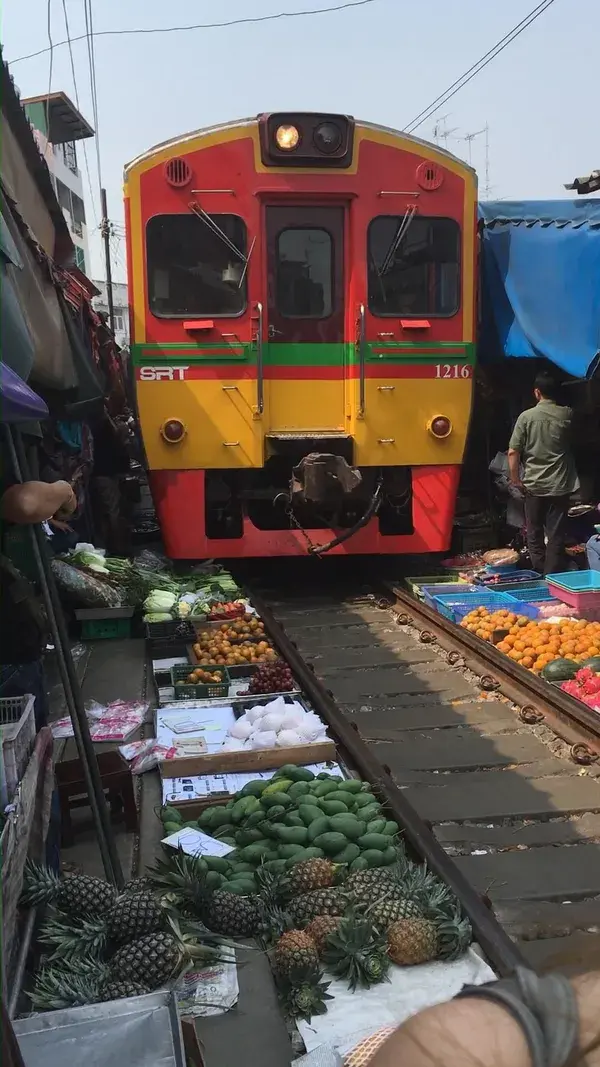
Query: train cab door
[{"left": 264, "top": 205, "right": 346, "bottom": 434}]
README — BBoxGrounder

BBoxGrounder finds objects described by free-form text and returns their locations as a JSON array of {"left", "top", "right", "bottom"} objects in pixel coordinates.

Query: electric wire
[
  {"left": 45, "top": 0, "right": 54, "bottom": 141},
  {"left": 10, "top": 0, "right": 380, "bottom": 64},
  {"left": 60, "top": 0, "right": 98, "bottom": 225},
  {"left": 404, "top": 0, "right": 558, "bottom": 133}
]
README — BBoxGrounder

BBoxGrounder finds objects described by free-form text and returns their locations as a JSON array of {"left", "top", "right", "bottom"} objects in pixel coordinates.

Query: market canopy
[
  {"left": 479, "top": 200, "right": 600, "bottom": 379},
  {"left": 0, "top": 362, "right": 49, "bottom": 422}
]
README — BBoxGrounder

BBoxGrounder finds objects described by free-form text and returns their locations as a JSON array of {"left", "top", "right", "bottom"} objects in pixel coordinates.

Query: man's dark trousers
[{"left": 524, "top": 494, "right": 570, "bottom": 576}]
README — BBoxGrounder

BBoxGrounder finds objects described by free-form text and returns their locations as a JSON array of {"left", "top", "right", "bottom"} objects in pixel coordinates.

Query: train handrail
[
  {"left": 358, "top": 303, "right": 366, "bottom": 418},
  {"left": 255, "top": 301, "right": 264, "bottom": 416}
]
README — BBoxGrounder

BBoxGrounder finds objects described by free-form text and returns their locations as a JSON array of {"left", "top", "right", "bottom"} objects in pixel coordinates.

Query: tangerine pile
[{"left": 460, "top": 607, "right": 600, "bottom": 673}]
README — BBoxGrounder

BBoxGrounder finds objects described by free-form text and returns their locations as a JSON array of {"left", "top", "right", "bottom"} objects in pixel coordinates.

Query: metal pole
[
  {"left": 100, "top": 187, "right": 116, "bottom": 335},
  {"left": 5, "top": 428, "right": 124, "bottom": 887}
]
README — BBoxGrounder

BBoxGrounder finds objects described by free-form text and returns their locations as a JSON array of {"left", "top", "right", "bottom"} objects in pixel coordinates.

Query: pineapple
[
  {"left": 283, "top": 858, "right": 337, "bottom": 896},
  {"left": 122, "top": 877, "right": 157, "bottom": 896},
  {"left": 305, "top": 916, "right": 342, "bottom": 955},
  {"left": 288, "top": 887, "right": 350, "bottom": 927},
  {"left": 275, "top": 964, "right": 333, "bottom": 1023},
  {"left": 29, "top": 966, "right": 149, "bottom": 1012},
  {"left": 21, "top": 860, "right": 117, "bottom": 918},
  {"left": 387, "top": 918, "right": 439, "bottom": 966},
  {"left": 107, "top": 916, "right": 221, "bottom": 989},
  {"left": 39, "top": 893, "right": 170, "bottom": 960},
  {"left": 366, "top": 894, "right": 424, "bottom": 932},
  {"left": 147, "top": 850, "right": 205, "bottom": 912},
  {"left": 205, "top": 889, "right": 262, "bottom": 937},
  {"left": 345, "top": 1027, "right": 396, "bottom": 1067},
  {"left": 433, "top": 910, "right": 473, "bottom": 961},
  {"left": 322, "top": 914, "right": 390, "bottom": 991},
  {"left": 98, "top": 981, "right": 150, "bottom": 1002},
  {"left": 274, "top": 930, "right": 319, "bottom": 977}
]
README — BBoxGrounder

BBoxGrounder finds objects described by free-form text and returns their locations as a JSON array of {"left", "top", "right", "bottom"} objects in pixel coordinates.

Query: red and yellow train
[{"left": 124, "top": 112, "right": 477, "bottom": 558}]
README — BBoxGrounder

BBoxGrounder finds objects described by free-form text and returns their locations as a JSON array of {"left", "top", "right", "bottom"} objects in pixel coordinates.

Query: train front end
[{"left": 125, "top": 113, "right": 477, "bottom": 558}]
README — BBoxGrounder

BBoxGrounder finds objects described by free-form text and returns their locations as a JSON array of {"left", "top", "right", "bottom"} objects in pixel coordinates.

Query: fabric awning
[
  {"left": 479, "top": 200, "right": 600, "bottom": 379},
  {"left": 0, "top": 363, "right": 49, "bottom": 422}
]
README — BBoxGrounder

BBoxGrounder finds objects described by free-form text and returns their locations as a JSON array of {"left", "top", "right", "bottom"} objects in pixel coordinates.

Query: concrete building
[
  {"left": 22, "top": 91, "right": 94, "bottom": 274},
  {"left": 92, "top": 280, "right": 130, "bottom": 348}
]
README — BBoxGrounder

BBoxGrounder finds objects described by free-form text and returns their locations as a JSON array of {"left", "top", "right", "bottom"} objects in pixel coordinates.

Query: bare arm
[
  {"left": 507, "top": 449, "right": 522, "bottom": 488},
  {"left": 370, "top": 970, "right": 600, "bottom": 1067},
  {"left": 0, "top": 481, "right": 76, "bottom": 525}
]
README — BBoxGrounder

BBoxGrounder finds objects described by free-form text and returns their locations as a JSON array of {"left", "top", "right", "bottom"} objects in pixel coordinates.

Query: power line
[
  {"left": 45, "top": 0, "right": 54, "bottom": 139},
  {"left": 9, "top": 0, "right": 380, "bottom": 64},
  {"left": 83, "top": 0, "right": 103, "bottom": 194},
  {"left": 404, "top": 0, "right": 558, "bottom": 134},
  {"left": 60, "top": 0, "right": 98, "bottom": 225}
]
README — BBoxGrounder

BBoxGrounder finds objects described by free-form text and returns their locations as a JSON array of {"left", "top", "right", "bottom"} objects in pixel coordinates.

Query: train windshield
[
  {"left": 367, "top": 215, "right": 460, "bottom": 317},
  {"left": 276, "top": 228, "right": 333, "bottom": 318},
  {"left": 146, "top": 212, "right": 247, "bottom": 317}
]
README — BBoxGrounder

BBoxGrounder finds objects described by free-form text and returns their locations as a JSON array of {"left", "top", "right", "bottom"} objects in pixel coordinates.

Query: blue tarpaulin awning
[{"left": 479, "top": 200, "right": 600, "bottom": 379}]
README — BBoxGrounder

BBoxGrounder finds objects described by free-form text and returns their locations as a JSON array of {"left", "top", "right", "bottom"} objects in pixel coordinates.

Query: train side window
[
  {"left": 367, "top": 215, "right": 460, "bottom": 317},
  {"left": 276, "top": 228, "right": 333, "bottom": 318},
  {"left": 146, "top": 213, "right": 247, "bottom": 318}
]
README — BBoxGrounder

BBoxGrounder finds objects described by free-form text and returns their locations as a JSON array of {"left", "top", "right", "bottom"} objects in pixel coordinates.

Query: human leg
[
  {"left": 544, "top": 496, "right": 570, "bottom": 576},
  {"left": 524, "top": 494, "right": 548, "bottom": 574}
]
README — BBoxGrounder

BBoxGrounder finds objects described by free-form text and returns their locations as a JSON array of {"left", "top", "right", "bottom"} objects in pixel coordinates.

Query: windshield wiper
[
  {"left": 378, "top": 205, "right": 417, "bottom": 277},
  {"left": 189, "top": 201, "right": 247, "bottom": 264}
]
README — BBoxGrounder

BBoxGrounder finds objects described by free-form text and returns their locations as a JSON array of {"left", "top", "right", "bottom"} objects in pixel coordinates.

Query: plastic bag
[{"left": 119, "top": 738, "right": 175, "bottom": 773}]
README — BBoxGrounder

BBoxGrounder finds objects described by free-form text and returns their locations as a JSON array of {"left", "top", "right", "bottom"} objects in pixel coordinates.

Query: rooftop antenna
[
  {"left": 456, "top": 123, "right": 491, "bottom": 195},
  {"left": 432, "top": 113, "right": 458, "bottom": 149}
]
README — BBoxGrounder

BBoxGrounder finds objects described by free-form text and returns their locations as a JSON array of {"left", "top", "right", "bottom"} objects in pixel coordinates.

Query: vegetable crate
[
  {"left": 547, "top": 571, "right": 600, "bottom": 611},
  {"left": 171, "top": 663, "right": 230, "bottom": 700},
  {"left": 75, "top": 607, "right": 134, "bottom": 641},
  {"left": 0, "top": 694, "right": 36, "bottom": 804},
  {"left": 431, "top": 590, "right": 538, "bottom": 624}
]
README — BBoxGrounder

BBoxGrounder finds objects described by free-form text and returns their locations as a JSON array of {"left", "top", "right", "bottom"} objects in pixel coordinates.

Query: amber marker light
[
  {"left": 161, "top": 418, "right": 186, "bottom": 443},
  {"left": 275, "top": 124, "right": 300, "bottom": 151},
  {"left": 428, "top": 415, "right": 453, "bottom": 439}
]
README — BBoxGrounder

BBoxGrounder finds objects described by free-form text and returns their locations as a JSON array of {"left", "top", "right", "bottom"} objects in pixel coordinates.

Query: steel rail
[
  {"left": 250, "top": 590, "right": 527, "bottom": 978},
  {"left": 380, "top": 582, "right": 600, "bottom": 762}
]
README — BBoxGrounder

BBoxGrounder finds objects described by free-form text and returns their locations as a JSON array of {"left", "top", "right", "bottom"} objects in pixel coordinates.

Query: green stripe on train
[{"left": 131, "top": 341, "right": 476, "bottom": 366}]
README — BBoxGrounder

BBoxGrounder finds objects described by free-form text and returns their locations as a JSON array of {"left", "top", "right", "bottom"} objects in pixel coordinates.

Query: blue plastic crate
[
  {"left": 546, "top": 571, "right": 600, "bottom": 593},
  {"left": 501, "top": 582, "right": 555, "bottom": 603},
  {"left": 422, "top": 582, "right": 478, "bottom": 609},
  {"left": 431, "top": 590, "right": 520, "bottom": 623},
  {"left": 475, "top": 569, "right": 541, "bottom": 588}
]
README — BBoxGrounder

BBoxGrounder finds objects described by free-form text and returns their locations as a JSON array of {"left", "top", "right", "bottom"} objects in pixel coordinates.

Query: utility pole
[{"left": 100, "top": 187, "right": 115, "bottom": 334}]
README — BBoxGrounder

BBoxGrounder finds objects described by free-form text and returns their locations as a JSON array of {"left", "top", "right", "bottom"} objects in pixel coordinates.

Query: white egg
[{"left": 276, "top": 729, "right": 302, "bottom": 747}]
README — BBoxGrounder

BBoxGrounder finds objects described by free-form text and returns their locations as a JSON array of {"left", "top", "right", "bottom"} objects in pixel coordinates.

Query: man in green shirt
[{"left": 508, "top": 371, "right": 578, "bottom": 575}]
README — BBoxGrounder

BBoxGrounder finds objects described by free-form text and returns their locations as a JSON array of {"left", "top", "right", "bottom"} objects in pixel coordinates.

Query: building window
[
  {"left": 276, "top": 228, "right": 333, "bottom": 318},
  {"left": 74, "top": 246, "right": 86, "bottom": 271},
  {"left": 63, "top": 141, "right": 78, "bottom": 172},
  {"left": 146, "top": 213, "right": 247, "bottom": 318},
  {"left": 113, "top": 311, "right": 125, "bottom": 334},
  {"left": 367, "top": 215, "right": 460, "bottom": 317},
  {"left": 56, "top": 178, "right": 72, "bottom": 214}
]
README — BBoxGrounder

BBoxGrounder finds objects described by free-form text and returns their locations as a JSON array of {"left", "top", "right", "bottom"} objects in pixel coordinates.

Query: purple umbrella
[{"left": 0, "top": 363, "right": 48, "bottom": 422}]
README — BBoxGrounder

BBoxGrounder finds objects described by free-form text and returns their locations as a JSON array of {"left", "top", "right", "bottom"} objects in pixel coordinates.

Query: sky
[{"left": 2, "top": 0, "right": 597, "bottom": 282}]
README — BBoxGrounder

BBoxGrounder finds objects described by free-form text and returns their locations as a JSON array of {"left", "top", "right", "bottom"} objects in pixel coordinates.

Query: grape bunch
[{"left": 245, "top": 662, "right": 295, "bottom": 694}]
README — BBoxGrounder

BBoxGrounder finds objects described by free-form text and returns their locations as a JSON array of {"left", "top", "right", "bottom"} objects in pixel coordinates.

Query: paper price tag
[{"left": 162, "top": 827, "right": 234, "bottom": 858}]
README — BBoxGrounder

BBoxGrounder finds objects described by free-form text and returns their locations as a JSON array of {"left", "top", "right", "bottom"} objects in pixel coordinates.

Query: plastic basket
[
  {"left": 75, "top": 608, "right": 134, "bottom": 641},
  {"left": 405, "top": 574, "right": 468, "bottom": 598},
  {"left": 0, "top": 694, "right": 36, "bottom": 802},
  {"left": 475, "top": 570, "right": 541, "bottom": 588},
  {"left": 171, "top": 663, "right": 230, "bottom": 700},
  {"left": 145, "top": 620, "right": 196, "bottom": 647},
  {"left": 500, "top": 582, "right": 555, "bottom": 603},
  {"left": 422, "top": 583, "right": 478, "bottom": 609},
  {"left": 431, "top": 590, "right": 536, "bottom": 624},
  {"left": 547, "top": 584, "right": 600, "bottom": 612},
  {"left": 547, "top": 571, "right": 600, "bottom": 593}
]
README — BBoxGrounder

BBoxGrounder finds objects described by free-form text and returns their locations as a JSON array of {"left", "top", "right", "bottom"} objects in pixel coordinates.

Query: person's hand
[
  {"left": 510, "top": 477, "right": 524, "bottom": 494},
  {"left": 52, "top": 482, "right": 78, "bottom": 521},
  {"left": 48, "top": 517, "right": 74, "bottom": 534}
]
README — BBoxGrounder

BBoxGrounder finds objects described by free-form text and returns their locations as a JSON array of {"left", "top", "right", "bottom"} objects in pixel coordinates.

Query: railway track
[{"left": 246, "top": 568, "right": 600, "bottom": 977}]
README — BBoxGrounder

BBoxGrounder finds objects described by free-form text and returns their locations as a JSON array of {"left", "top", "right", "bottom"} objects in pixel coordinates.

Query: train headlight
[
  {"left": 275, "top": 124, "right": 300, "bottom": 151},
  {"left": 161, "top": 418, "right": 186, "bottom": 443},
  {"left": 428, "top": 415, "right": 453, "bottom": 439},
  {"left": 313, "top": 121, "right": 342, "bottom": 154}
]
